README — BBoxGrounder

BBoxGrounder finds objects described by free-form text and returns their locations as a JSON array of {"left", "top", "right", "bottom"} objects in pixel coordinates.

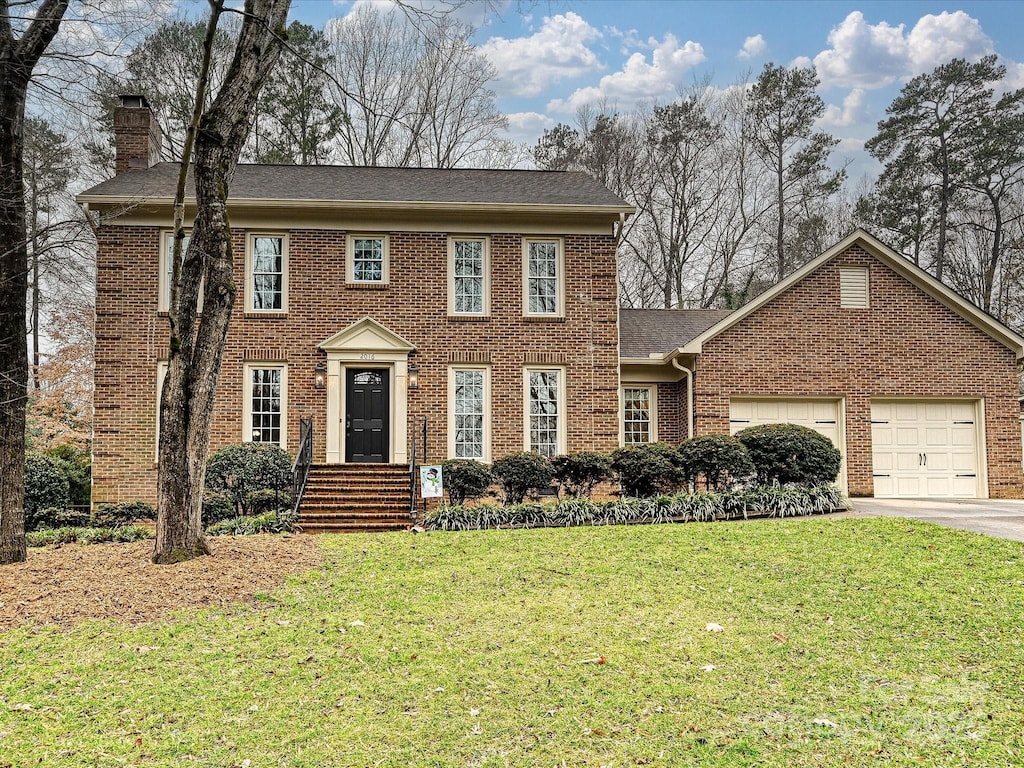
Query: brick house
[{"left": 80, "top": 97, "right": 1024, "bottom": 526}]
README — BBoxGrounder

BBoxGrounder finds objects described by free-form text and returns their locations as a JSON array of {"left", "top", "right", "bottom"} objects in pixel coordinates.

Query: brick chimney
[{"left": 112, "top": 94, "right": 162, "bottom": 174}]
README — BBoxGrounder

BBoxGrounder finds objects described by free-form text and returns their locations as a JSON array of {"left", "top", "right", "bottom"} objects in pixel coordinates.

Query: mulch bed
[{"left": 0, "top": 534, "right": 323, "bottom": 631}]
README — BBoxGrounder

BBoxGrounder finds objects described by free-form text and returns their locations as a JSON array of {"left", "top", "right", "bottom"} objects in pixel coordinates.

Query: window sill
[
  {"left": 522, "top": 315, "right": 566, "bottom": 323},
  {"left": 346, "top": 282, "right": 389, "bottom": 290},
  {"left": 244, "top": 311, "right": 288, "bottom": 318},
  {"left": 448, "top": 315, "right": 491, "bottom": 322}
]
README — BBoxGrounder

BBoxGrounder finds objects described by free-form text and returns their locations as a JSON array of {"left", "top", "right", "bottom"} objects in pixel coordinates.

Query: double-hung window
[
  {"left": 449, "top": 237, "right": 489, "bottom": 316},
  {"left": 159, "top": 231, "right": 191, "bottom": 312},
  {"left": 623, "top": 386, "right": 656, "bottom": 444},
  {"left": 247, "top": 234, "right": 287, "bottom": 312},
  {"left": 525, "top": 367, "right": 565, "bottom": 457},
  {"left": 449, "top": 366, "right": 490, "bottom": 460},
  {"left": 348, "top": 234, "right": 389, "bottom": 284},
  {"left": 523, "top": 238, "right": 563, "bottom": 317},
  {"left": 245, "top": 364, "right": 287, "bottom": 447}
]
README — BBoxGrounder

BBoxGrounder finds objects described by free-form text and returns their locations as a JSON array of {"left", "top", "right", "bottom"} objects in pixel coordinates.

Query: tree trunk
[
  {"left": 0, "top": 0, "right": 70, "bottom": 565},
  {"left": 153, "top": 0, "right": 291, "bottom": 564}
]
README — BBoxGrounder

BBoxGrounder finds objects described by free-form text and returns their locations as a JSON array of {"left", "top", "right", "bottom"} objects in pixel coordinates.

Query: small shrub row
[
  {"left": 205, "top": 442, "right": 294, "bottom": 524},
  {"left": 205, "top": 509, "right": 298, "bottom": 536},
  {"left": 27, "top": 525, "right": 154, "bottom": 547},
  {"left": 423, "top": 484, "right": 845, "bottom": 531}
]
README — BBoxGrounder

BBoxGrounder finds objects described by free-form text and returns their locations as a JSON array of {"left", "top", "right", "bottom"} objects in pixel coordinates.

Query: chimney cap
[{"left": 118, "top": 94, "right": 151, "bottom": 109}]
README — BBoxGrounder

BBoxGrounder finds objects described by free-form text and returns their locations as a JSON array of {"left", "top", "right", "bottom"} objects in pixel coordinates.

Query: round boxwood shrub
[
  {"left": 736, "top": 423, "right": 841, "bottom": 486},
  {"left": 441, "top": 459, "right": 493, "bottom": 506},
  {"left": 490, "top": 452, "right": 553, "bottom": 505},
  {"left": 205, "top": 442, "right": 293, "bottom": 516},
  {"left": 93, "top": 501, "right": 156, "bottom": 528},
  {"left": 678, "top": 434, "right": 754, "bottom": 491},
  {"left": 610, "top": 442, "right": 682, "bottom": 497},
  {"left": 24, "top": 452, "right": 71, "bottom": 530},
  {"left": 552, "top": 451, "right": 612, "bottom": 498}
]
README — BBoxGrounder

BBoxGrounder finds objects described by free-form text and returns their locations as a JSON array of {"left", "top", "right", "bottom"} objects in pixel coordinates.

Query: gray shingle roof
[
  {"left": 619, "top": 308, "right": 734, "bottom": 358},
  {"left": 79, "top": 163, "right": 632, "bottom": 209}
]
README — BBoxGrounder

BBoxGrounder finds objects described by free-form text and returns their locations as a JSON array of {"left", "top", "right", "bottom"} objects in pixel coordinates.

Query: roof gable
[{"left": 680, "top": 229, "right": 1024, "bottom": 359}]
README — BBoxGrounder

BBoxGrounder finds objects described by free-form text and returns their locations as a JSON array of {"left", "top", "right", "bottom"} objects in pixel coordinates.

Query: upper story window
[
  {"left": 523, "top": 238, "right": 564, "bottom": 317},
  {"left": 247, "top": 234, "right": 288, "bottom": 312},
  {"left": 159, "top": 231, "right": 190, "bottom": 312},
  {"left": 348, "top": 234, "right": 389, "bottom": 284},
  {"left": 449, "top": 237, "right": 489, "bottom": 316}
]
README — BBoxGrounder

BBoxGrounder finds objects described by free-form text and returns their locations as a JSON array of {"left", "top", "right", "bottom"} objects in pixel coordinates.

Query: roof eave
[{"left": 75, "top": 194, "right": 636, "bottom": 217}]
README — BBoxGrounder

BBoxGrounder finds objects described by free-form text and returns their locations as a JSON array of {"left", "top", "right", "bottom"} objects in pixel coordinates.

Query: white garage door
[
  {"left": 729, "top": 398, "right": 845, "bottom": 492},
  {"left": 871, "top": 400, "right": 979, "bottom": 498}
]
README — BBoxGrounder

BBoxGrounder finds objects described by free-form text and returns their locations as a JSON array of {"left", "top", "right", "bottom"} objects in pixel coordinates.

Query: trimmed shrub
[
  {"left": 93, "top": 501, "right": 155, "bottom": 528},
  {"left": 610, "top": 442, "right": 682, "bottom": 497},
  {"left": 205, "top": 442, "right": 293, "bottom": 516},
  {"left": 736, "top": 423, "right": 841, "bottom": 486},
  {"left": 45, "top": 444, "right": 92, "bottom": 507},
  {"left": 441, "top": 459, "right": 493, "bottom": 506},
  {"left": 24, "top": 452, "right": 71, "bottom": 530},
  {"left": 490, "top": 452, "right": 554, "bottom": 505},
  {"left": 202, "top": 490, "right": 237, "bottom": 527},
  {"left": 552, "top": 451, "right": 612, "bottom": 498},
  {"left": 678, "top": 434, "right": 754, "bottom": 491},
  {"left": 245, "top": 487, "right": 292, "bottom": 516}
]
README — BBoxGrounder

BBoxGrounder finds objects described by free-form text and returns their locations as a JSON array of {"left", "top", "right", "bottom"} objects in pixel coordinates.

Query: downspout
[{"left": 671, "top": 356, "right": 694, "bottom": 439}]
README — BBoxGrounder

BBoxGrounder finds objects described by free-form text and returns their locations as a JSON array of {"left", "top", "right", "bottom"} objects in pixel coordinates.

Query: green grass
[{"left": 2, "top": 517, "right": 1023, "bottom": 767}]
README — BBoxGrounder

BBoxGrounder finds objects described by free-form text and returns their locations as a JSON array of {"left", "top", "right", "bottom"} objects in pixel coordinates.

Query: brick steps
[{"left": 297, "top": 464, "right": 412, "bottom": 533}]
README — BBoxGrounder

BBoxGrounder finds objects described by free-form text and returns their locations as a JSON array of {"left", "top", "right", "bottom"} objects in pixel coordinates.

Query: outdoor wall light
[
  {"left": 314, "top": 360, "right": 327, "bottom": 391},
  {"left": 408, "top": 362, "right": 420, "bottom": 391}
]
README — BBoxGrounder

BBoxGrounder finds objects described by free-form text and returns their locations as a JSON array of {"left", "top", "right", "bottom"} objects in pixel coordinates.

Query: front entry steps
[{"left": 297, "top": 464, "right": 412, "bottom": 533}]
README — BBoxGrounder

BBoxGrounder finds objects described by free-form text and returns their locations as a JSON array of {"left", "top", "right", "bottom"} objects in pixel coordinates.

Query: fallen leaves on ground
[{"left": 0, "top": 534, "right": 322, "bottom": 631}]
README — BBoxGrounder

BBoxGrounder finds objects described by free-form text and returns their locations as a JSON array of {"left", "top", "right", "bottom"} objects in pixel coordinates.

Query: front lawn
[{"left": 2, "top": 517, "right": 1023, "bottom": 766}]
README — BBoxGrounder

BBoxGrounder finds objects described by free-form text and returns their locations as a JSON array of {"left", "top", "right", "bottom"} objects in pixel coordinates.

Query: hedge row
[
  {"left": 443, "top": 424, "right": 842, "bottom": 507},
  {"left": 424, "top": 484, "right": 845, "bottom": 531}
]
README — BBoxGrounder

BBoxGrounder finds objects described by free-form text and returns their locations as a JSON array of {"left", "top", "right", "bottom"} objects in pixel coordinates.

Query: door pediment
[{"left": 319, "top": 317, "right": 416, "bottom": 353}]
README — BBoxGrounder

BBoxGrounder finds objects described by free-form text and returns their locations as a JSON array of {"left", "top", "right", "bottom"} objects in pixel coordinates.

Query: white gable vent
[{"left": 840, "top": 267, "right": 870, "bottom": 308}]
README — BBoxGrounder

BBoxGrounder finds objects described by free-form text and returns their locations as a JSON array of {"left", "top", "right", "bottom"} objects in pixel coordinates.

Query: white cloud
[
  {"left": 503, "top": 111, "right": 556, "bottom": 143},
  {"left": 790, "top": 55, "right": 813, "bottom": 70},
  {"left": 606, "top": 25, "right": 644, "bottom": 54},
  {"left": 819, "top": 88, "right": 868, "bottom": 128},
  {"left": 738, "top": 34, "right": 767, "bottom": 60},
  {"left": 480, "top": 12, "right": 604, "bottom": 98},
  {"left": 813, "top": 12, "right": 907, "bottom": 89},
  {"left": 812, "top": 10, "right": 995, "bottom": 90},
  {"left": 906, "top": 11, "right": 993, "bottom": 72},
  {"left": 547, "top": 33, "right": 706, "bottom": 113}
]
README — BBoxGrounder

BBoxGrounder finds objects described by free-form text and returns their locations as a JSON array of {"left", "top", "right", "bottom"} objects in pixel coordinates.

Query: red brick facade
[
  {"left": 690, "top": 245, "right": 1023, "bottom": 498},
  {"left": 92, "top": 224, "right": 621, "bottom": 506}
]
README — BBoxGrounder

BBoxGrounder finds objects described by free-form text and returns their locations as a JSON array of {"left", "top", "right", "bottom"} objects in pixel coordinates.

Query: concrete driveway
[{"left": 848, "top": 498, "right": 1024, "bottom": 542}]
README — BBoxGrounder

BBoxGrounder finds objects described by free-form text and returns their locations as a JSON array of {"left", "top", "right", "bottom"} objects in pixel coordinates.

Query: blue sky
[{"left": 289, "top": 1, "right": 1024, "bottom": 178}]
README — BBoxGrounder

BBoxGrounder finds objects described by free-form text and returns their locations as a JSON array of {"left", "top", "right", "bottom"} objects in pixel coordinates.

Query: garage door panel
[
  {"left": 730, "top": 398, "right": 845, "bottom": 493},
  {"left": 871, "top": 400, "right": 979, "bottom": 499}
]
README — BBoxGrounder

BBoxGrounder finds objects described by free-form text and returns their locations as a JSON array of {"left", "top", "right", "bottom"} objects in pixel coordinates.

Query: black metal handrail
[
  {"left": 292, "top": 416, "right": 314, "bottom": 515},
  {"left": 409, "top": 416, "right": 428, "bottom": 523}
]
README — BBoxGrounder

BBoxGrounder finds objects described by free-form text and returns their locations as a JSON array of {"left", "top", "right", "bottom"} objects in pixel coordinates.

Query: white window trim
[
  {"left": 159, "top": 230, "right": 196, "bottom": 313},
  {"left": 622, "top": 385, "right": 658, "bottom": 445},
  {"left": 243, "top": 362, "right": 288, "bottom": 449},
  {"left": 522, "top": 237, "right": 565, "bottom": 318},
  {"left": 447, "top": 365, "right": 492, "bottom": 462},
  {"left": 523, "top": 365, "right": 567, "bottom": 456},
  {"left": 245, "top": 233, "right": 289, "bottom": 313},
  {"left": 155, "top": 360, "right": 168, "bottom": 460},
  {"left": 347, "top": 233, "right": 390, "bottom": 285},
  {"left": 447, "top": 236, "right": 490, "bottom": 316}
]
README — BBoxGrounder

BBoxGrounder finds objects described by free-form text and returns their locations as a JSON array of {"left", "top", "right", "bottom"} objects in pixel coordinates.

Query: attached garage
[
  {"left": 729, "top": 398, "right": 847, "bottom": 493},
  {"left": 871, "top": 400, "right": 981, "bottom": 498}
]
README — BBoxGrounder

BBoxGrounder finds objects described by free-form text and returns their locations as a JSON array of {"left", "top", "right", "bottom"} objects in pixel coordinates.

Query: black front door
[{"left": 345, "top": 369, "right": 389, "bottom": 462}]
